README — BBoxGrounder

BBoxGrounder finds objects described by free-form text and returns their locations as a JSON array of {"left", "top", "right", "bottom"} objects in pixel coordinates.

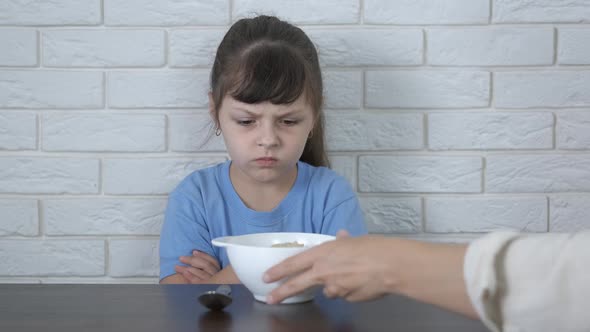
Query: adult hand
[
  {"left": 263, "top": 231, "right": 398, "bottom": 304},
  {"left": 175, "top": 250, "right": 221, "bottom": 284}
]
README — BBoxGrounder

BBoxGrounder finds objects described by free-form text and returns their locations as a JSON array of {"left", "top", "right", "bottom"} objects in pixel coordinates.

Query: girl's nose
[{"left": 257, "top": 123, "right": 279, "bottom": 148}]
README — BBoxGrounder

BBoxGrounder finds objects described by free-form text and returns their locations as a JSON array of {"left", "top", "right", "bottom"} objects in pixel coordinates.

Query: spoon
[{"left": 198, "top": 285, "right": 232, "bottom": 311}]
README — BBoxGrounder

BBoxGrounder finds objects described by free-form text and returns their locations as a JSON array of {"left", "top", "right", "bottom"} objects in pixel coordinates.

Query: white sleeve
[{"left": 464, "top": 231, "right": 590, "bottom": 332}]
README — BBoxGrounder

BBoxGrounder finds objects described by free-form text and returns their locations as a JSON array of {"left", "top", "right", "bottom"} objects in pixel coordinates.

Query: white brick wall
[
  {"left": 43, "top": 30, "right": 166, "bottom": 67},
  {"left": 1, "top": 0, "right": 590, "bottom": 283},
  {"left": 0, "top": 29, "right": 37, "bottom": 66},
  {"left": 306, "top": 29, "right": 423, "bottom": 66},
  {"left": 428, "top": 27, "right": 554, "bottom": 66},
  {"left": 366, "top": 71, "right": 491, "bottom": 108},
  {"left": 0, "top": 71, "right": 103, "bottom": 108},
  {"left": 107, "top": 71, "right": 210, "bottom": 108}
]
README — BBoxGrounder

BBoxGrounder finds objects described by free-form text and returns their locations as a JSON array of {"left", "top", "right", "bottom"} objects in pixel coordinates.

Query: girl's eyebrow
[
  {"left": 232, "top": 107, "right": 259, "bottom": 116},
  {"left": 279, "top": 109, "right": 304, "bottom": 117},
  {"left": 232, "top": 107, "right": 305, "bottom": 117}
]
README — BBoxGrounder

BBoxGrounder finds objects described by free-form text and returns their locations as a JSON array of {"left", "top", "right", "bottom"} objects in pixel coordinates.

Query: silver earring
[{"left": 215, "top": 128, "right": 221, "bottom": 136}]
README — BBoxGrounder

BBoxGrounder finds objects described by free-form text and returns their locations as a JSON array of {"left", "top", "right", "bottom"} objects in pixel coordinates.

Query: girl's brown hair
[{"left": 210, "top": 15, "right": 329, "bottom": 167}]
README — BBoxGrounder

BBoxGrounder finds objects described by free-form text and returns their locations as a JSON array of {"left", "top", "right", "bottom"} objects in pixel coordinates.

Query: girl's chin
[
  {"left": 232, "top": 162, "right": 297, "bottom": 181},
  {"left": 251, "top": 168, "right": 296, "bottom": 183}
]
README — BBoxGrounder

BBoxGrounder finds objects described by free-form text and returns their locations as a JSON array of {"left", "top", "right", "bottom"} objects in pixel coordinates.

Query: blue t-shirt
[{"left": 159, "top": 160, "right": 367, "bottom": 280}]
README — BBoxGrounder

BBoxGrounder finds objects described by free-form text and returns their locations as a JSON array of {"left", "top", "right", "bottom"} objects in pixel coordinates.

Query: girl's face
[{"left": 213, "top": 94, "right": 315, "bottom": 185}]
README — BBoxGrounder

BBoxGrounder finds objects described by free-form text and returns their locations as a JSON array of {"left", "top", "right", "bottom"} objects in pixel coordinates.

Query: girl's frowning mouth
[{"left": 255, "top": 157, "right": 278, "bottom": 167}]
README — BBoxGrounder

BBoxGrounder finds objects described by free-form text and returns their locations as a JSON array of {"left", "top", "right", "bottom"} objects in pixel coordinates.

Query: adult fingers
[
  {"left": 264, "top": 244, "right": 326, "bottom": 283},
  {"left": 266, "top": 270, "right": 321, "bottom": 304},
  {"left": 323, "top": 284, "right": 349, "bottom": 299}
]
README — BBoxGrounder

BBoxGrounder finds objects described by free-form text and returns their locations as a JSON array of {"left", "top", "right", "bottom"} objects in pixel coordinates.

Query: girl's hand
[
  {"left": 175, "top": 251, "right": 221, "bottom": 284},
  {"left": 263, "top": 232, "right": 398, "bottom": 304}
]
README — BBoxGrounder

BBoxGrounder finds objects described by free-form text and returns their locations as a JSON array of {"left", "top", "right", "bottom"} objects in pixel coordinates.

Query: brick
[
  {"left": 0, "top": 240, "right": 104, "bottom": 276},
  {"left": 429, "top": 112, "right": 553, "bottom": 150},
  {"left": 495, "top": 71, "right": 590, "bottom": 108},
  {"left": 44, "top": 198, "right": 167, "bottom": 235},
  {"left": 104, "top": 0, "right": 228, "bottom": 26},
  {"left": 366, "top": 71, "right": 490, "bottom": 109},
  {"left": 42, "top": 113, "right": 166, "bottom": 152},
  {"left": 43, "top": 30, "right": 165, "bottom": 67},
  {"left": 0, "top": 0, "right": 101, "bottom": 25},
  {"left": 426, "top": 197, "right": 547, "bottom": 232},
  {"left": 109, "top": 239, "right": 159, "bottom": 277},
  {"left": 550, "top": 196, "right": 590, "bottom": 231},
  {"left": 169, "top": 113, "right": 226, "bottom": 152},
  {"left": 493, "top": 0, "right": 590, "bottom": 23},
  {"left": 0, "top": 29, "right": 37, "bottom": 66},
  {"left": 558, "top": 28, "right": 590, "bottom": 65},
  {"left": 487, "top": 155, "right": 590, "bottom": 192},
  {"left": 364, "top": 0, "right": 489, "bottom": 24},
  {"left": 169, "top": 29, "right": 225, "bottom": 67},
  {"left": 103, "top": 157, "right": 226, "bottom": 195},
  {"left": 323, "top": 71, "right": 362, "bottom": 110},
  {"left": 328, "top": 155, "right": 356, "bottom": 189},
  {"left": 428, "top": 27, "right": 553, "bottom": 66},
  {"left": 325, "top": 112, "right": 423, "bottom": 151},
  {"left": 0, "top": 157, "right": 99, "bottom": 194},
  {"left": 306, "top": 29, "right": 422, "bottom": 66},
  {"left": 359, "top": 156, "right": 482, "bottom": 193},
  {"left": 557, "top": 112, "right": 590, "bottom": 149},
  {"left": 360, "top": 197, "right": 422, "bottom": 233},
  {"left": 0, "top": 112, "right": 36, "bottom": 150},
  {"left": 108, "top": 71, "right": 209, "bottom": 108},
  {"left": 233, "top": 0, "right": 359, "bottom": 24},
  {"left": 0, "top": 200, "right": 38, "bottom": 236},
  {"left": 0, "top": 71, "right": 103, "bottom": 109}
]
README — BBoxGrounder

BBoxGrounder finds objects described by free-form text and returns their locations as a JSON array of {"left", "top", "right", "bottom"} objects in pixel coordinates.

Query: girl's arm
[
  {"left": 159, "top": 266, "right": 240, "bottom": 284},
  {"left": 206, "top": 265, "right": 240, "bottom": 284},
  {"left": 160, "top": 251, "right": 240, "bottom": 284},
  {"left": 160, "top": 273, "right": 188, "bottom": 284},
  {"left": 160, "top": 190, "right": 221, "bottom": 284}
]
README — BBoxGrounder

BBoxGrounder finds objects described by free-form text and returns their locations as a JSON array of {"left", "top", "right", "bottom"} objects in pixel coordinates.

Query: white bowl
[{"left": 212, "top": 232, "right": 335, "bottom": 304}]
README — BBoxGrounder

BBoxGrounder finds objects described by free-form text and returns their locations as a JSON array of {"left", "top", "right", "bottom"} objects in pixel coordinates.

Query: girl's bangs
[{"left": 226, "top": 42, "right": 312, "bottom": 106}]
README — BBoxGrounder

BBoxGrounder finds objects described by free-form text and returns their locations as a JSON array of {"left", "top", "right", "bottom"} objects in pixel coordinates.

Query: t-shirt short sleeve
[{"left": 159, "top": 189, "right": 216, "bottom": 281}]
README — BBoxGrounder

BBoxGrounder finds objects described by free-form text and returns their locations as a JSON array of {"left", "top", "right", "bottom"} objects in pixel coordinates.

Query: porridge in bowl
[{"left": 271, "top": 241, "right": 304, "bottom": 248}]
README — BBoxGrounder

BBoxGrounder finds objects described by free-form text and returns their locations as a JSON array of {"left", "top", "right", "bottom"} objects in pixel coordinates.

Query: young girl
[{"left": 159, "top": 15, "right": 367, "bottom": 284}]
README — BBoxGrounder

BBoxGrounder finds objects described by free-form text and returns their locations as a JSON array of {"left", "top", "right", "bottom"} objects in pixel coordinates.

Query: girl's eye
[
  {"left": 281, "top": 119, "right": 299, "bottom": 126},
  {"left": 236, "top": 119, "right": 254, "bottom": 126}
]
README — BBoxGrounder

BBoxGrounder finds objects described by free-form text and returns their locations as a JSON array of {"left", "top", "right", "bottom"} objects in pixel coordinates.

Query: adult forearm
[{"left": 392, "top": 240, "right": 478, "bottom": 319}]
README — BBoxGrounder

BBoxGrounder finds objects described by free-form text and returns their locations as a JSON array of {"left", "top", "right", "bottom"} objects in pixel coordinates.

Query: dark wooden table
[{"left": 0, "top": 284, "right": 489, "bottom": 332}]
